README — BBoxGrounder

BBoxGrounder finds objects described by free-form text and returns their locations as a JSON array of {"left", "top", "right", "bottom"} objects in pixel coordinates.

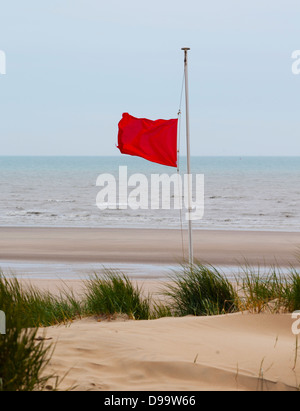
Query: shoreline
[
  {"left": 0, "top": 227, "right": 299, "bottom": 267},
  {"left": 1, "top": 224, "right": 300, "bottom": 233}
]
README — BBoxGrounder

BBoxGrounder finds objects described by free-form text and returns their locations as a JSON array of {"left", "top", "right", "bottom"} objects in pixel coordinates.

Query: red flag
[{"left": 117, "top": 113, "right": 178, "bottom": 167}]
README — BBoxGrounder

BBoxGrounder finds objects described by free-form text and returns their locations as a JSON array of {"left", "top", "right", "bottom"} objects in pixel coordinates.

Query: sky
[{"left": 0, "top": 0, "right": 299, "bottom": 156}]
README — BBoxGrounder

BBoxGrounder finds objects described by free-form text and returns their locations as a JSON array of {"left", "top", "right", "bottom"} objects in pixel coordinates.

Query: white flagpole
[{"left": 182, "top": 47, "right": 194, "bottom": 265}]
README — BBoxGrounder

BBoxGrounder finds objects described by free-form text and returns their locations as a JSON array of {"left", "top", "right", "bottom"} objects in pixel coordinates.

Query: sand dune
[
  {"left": 42, "top": 313, "right": 299, "bottom": 391},
  {"left": 2, "top": 228, "right": 300, "bottom": 391}
]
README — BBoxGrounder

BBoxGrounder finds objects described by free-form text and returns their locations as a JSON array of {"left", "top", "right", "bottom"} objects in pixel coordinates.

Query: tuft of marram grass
[
  {"left": 237, "top": 265, "right": 300, "bottom": 313},
  {"left": 162, "top": 264, "right": 238, "bottom": 317},
  {"left": 283, "top": 269, "right": 300, "bottom": 312},
  {"left": 237, "top": 266, "right": 285, "bottom": 313},
  {"left": 0, "top": 276, "right": 56, "bottom": 391},
  {"left": 150, "top": 302, "right": 173, "bottom": 319},
  {"left": 84, "top": 270, "right": 151, "bottom": 320},
  {"left": 0, "top": 321, "right": 54, "bottom": 391},
  {"left": 0, "top": 275, "right": 82, "bottom": 328}
]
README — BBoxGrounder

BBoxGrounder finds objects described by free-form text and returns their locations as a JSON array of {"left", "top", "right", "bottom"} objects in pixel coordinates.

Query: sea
[
  {"left": 1, "top": 156, "right": 299, "bottom": 279},
  {"left": 0, "top": 156, "right": 299, "bottom": 232}
]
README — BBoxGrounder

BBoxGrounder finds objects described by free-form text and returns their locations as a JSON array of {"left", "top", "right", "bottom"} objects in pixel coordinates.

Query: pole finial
[{"left": 181, "top": 47, "right": 191, "bottom": 51}]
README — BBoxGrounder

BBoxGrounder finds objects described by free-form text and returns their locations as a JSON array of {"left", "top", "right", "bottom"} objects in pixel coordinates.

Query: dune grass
[
  {"left": 0, "top": 278, "right": 56, "bottom": 391},
  {"left": 1, "top": 263, "right": 299, "bottom": 392},
  {"left": 237, "top": 267, "right": 287, "bottom": 313},
  {"left": 237, "top": 265, "right": 300, "bottom": 313},
  {"left": 162, "top": 264, "right": 238, "bottom": 317},
  {"left": 0, "top": 275, "right": 82, "bottom": 328},
  {"left": 84, "top": 270, "right": 151, "bottom": 320},
  {"left": 0, "top": 320, "right": 54, "bottom": 391},
  {"left": 286, "top": 270, "right": 300, "bottom": 312},
  {"left": 150, "top": 302, "right": 173, "bottom": 319},
  {"left": 0, "top": 274, "right": 80, "bottom": 391},
  {"left": 0, "top": 264, "right": 299, "bottom": 329}
]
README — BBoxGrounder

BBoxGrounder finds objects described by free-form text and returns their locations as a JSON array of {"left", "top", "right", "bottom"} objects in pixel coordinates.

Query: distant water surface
[{"left": 0, "top": 156, "right": 299, "bottom": 231}]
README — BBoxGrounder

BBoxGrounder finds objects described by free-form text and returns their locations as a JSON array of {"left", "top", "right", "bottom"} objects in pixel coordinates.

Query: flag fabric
[{"left": 117, "top": 113, "right": 178, "bottom": 168}]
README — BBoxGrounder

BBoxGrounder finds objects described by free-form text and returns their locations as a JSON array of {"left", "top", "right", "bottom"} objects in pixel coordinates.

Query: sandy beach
[
  {"left": 1, "top": 228, "right": 300, "bottom": 392},
  {"left": 41, "top": 312, "right": 299, "bottom": 391},
  {"left": 0, "top": 227, "right": 300, "bottom": 267},
  {"left": 15, "top": 274, "right": 300, "bottom": 392}
]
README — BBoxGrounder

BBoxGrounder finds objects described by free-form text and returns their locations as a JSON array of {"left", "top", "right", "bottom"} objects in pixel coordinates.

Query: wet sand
[{"left": 0, "top": 227, "right": 299, "bottom": 267}]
